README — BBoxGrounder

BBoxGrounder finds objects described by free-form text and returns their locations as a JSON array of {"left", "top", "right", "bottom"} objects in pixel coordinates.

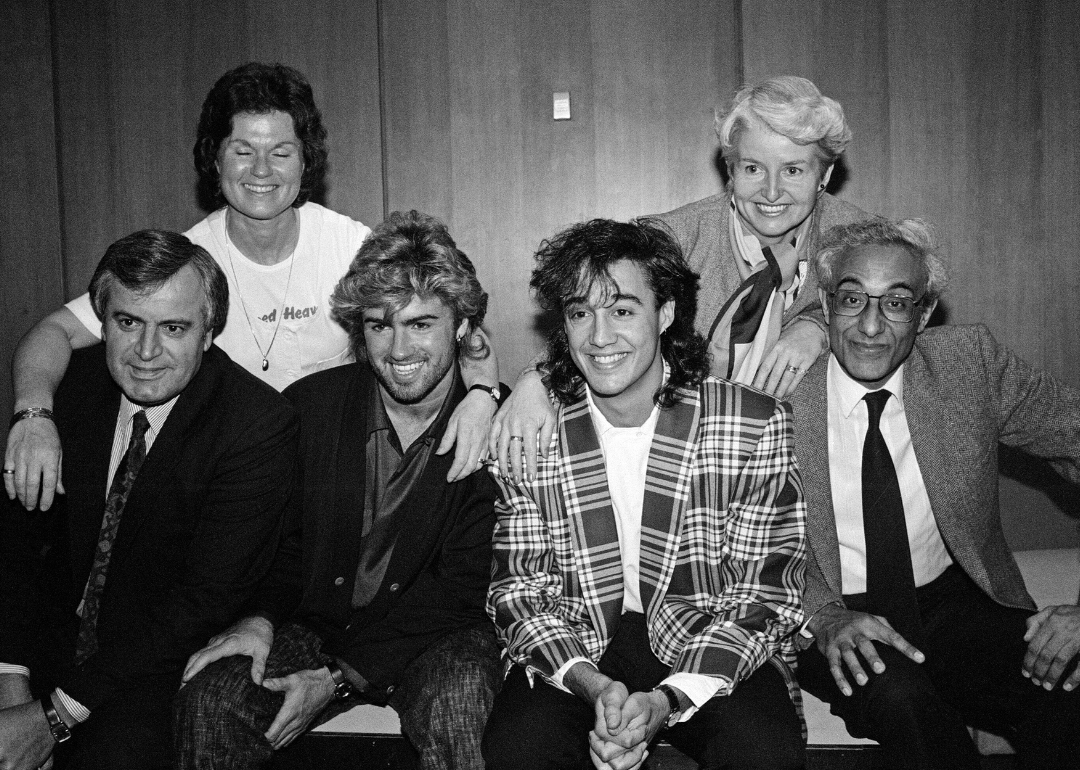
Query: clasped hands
[{"left": 585, "top": 681, "right": 672, "bottom": 770}]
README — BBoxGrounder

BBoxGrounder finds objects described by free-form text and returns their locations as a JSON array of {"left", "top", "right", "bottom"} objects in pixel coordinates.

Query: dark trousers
[
  {"left": 483, "top": 612, "right": 804, "bottom": 770},
  {"left": 797, "top": 565, "right": 1080, "bottom": 770},
  {"left": 174, "top": 622, "right": 501, "bottom": 770},
  {"left": 48, "top": 683, "right": 175, "bottom": 770}
]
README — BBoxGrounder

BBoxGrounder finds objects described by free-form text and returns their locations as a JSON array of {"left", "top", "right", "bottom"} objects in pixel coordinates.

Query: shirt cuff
[
  {"left": 549, "top": 656, "right": 596, "bottom": 694},
  {"left": 55, "top": 688, "right": 91, "bottom": 724},
  {"left": 0, "top": 664, "right": 30, "bottom": 677},
  {"left": 659, "top": 673, "right": 723, "bottom": 723}
]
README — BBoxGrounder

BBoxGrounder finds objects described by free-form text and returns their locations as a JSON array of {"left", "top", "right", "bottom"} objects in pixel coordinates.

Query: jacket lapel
[
  {"left": 639, "top": 387, "right": 699, "bottom": 615},
  {"left": 558, "top": 399, "right": 623, "bottom": 637},
  {"left": 902, "top": 343, "right": 973, "bottom": 562},
  {"left": 795, "top": 358, "right": 844, "bottom": 597},
  {"left": 329, "top": 364, "right": 369, "bottom": 576}
]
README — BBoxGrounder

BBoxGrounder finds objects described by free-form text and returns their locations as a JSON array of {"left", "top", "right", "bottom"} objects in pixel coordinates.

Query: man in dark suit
[
  {"left": 175, "top": 210, "right": 504, "bottom": 770},
  {"left": 789, "top": 218, "right": 1080, "bottom": 769},
  {"left": 0, "top": 230, "right": 296, "bottom": 770}
]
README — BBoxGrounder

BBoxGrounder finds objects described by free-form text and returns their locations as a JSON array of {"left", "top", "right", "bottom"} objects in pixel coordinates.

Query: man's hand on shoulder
[
  {"left": 261, "top": 667, "right": 336, "bottom": 750},
  {"left": 0, "top": 699, "right": 57, "bottom": 770},
  {"left": 182, "top": 615, "right": 275, "bottom": 686},
  {"left": 808, "top": 603, "right": 925, "bottom": 696},
  {"left": 1023, "top": 604, "right": 1080, "bottom": 691}
]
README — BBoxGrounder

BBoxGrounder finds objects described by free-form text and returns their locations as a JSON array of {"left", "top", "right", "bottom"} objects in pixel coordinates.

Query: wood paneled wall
[
  {"left": 1, "top": 1, "right": 65, "bottom": 432},
  {"left": 380, "top": 0, "right": 739, "bottom": 376},
  {"left": 2, "top": 0, "right": 1077, "bottom": 546},
  {"left": 741, "top": 0, "right": 1080, "bottom": 548}
]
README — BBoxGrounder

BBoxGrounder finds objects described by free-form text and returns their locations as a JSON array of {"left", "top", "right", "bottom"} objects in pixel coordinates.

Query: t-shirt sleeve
[{"left": 65, "top": 292, "right": 103, "bottom": 340}]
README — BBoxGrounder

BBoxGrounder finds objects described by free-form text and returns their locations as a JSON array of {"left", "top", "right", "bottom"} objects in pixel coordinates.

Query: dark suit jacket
[
  {"left": 789, "top": 324, "right": 1080, "bottom": 621},
  {"left": 247, "top": 362, "right": 501, "bottom": 701},
  {"left": 0, "top": 345, "right": 297, "bottom": 709}
]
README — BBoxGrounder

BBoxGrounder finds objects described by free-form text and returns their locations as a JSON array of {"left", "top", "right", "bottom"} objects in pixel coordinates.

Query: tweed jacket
[
  {"left": 0, "top": 345, "right": 296, "bottom": 709},
  {"left": 656, "top": 191, "right": 872, "bottom": 347},
  {"left": 789, "top": 324, "right": 1080, "bottom": 620},
  {"left": 488, "top": 375, "right": 806, "bottom": 699},
  {"left": 245, "top": 362, "right": 501, "bottom": 701}
]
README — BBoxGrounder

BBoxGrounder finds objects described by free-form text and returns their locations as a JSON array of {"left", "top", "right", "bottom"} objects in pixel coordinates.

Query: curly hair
[
  {"left": 531, "top": 218, "right": 709, "bottom": 408},
  {"left": 716, "top": 75, "right": 852, "bottom": 171},
  {"left": 193, "top": 62, "right": 328, "bottom": 210},
  {"left": 813, "top": 218, "right": 948, "bottom": 305},
  {"left": 331, "top": 210, "right": 489, "bottom": 362},
  {"left": 89, "top": 230, "right": 229, "bottom": 337}
]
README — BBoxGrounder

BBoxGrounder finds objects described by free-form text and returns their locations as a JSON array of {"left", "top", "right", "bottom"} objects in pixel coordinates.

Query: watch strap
[
  {"left": 467, "top": 383, "right": 501, "bottom": 404},
  {"left": 41, "top": 697, "right": 72, "bottom": 744},
  {"left": 652, "top": 683, "right": 683, "bottom": 728}
]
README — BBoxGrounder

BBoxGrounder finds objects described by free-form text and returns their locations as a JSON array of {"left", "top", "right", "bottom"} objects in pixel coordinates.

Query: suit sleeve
[
  {"left": 979, "top": 325, "right": 1080, "bottom": 482},
  {"left": 666, "top": 400, "right": 806, "bottom": 690},
  {"left": 486, "top": 457, "right": 594, "bottom": 680},
  {"left": 61, "top": 398, "right": 298, "bottom": 708}
]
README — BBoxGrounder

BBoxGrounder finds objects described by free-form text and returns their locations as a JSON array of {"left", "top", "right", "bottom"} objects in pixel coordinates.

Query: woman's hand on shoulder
[{"left": 752, "top": 320, "right": 828, "bottom": 398}]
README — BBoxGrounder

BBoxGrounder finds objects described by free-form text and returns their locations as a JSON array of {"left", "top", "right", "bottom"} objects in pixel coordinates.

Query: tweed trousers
[{"left": 174, "top": 622, "right": 501, "bottom": 770}]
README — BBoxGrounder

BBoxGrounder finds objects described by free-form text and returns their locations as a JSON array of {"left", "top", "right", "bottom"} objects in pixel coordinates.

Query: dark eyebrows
[{"left": 565, "top": 291, "right": 643, "bottom": 309}]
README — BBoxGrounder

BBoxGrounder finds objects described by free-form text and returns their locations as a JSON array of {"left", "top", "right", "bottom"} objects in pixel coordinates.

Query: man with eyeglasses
[{"left": 786, "top": 217, "right": 1080, "bottom": 769}]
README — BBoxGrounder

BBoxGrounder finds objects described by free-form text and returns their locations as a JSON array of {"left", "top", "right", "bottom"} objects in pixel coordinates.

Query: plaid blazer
[{"left": 488, "top": 376, "right": 806, "bottom": 701}]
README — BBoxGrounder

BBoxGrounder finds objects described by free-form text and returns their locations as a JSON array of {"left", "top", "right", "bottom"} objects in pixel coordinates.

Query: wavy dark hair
[
  {"left": 331, "top": 210, "right": 489, "bottom": 362},
  {"left": 89, "top": 230, "right": 229, "bottom": 337},
  {"left": 193, "top": 62, "right": 328, "bottom": 210},
  {"left": 531, "top": 217, "right": 709, "bottom": 408}
]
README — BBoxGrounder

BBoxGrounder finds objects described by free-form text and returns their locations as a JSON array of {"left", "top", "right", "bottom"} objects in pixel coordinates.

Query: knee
[
  {"left": 862, "top": 658, "right": 937, "bottom": 722},
  {"left": 174, "top": 655, "right": 256, "bottom": 724}
]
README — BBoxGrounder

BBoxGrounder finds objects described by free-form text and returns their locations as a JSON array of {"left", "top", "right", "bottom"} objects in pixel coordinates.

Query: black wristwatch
[
  {"left": 41, "top": 697, "right": 72, "bottom": 744},
  {"left": 326, "top": 662, "right": 356, "bottom": 701},
  {"left": 467, "top": 383, "right": 501, "bottom": 405},
  {"left": 652, "top": 684, "right": 684, "bottom": 728}
]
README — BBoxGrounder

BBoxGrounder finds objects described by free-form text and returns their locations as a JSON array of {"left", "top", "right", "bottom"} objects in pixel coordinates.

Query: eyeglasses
[{"left": 828, "top": 290, "right": 924, "bottom": 323}]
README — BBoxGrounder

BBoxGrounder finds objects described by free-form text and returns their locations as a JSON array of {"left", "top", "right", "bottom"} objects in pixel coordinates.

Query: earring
[{"left": 818, "top": 183, "right": 826, "bottom": 191}]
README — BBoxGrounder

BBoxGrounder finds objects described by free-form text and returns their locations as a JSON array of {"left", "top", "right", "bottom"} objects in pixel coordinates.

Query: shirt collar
[
  {"left": 119, "top": 393, "right": 178, "bottom": 440},
  {"left": 827, "top": 353, "right": 906, "bottom": 419}
]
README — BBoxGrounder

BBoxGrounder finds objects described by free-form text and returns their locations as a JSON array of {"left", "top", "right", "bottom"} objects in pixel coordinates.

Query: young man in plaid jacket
[{"left": 483, "top": 218, "right": 807, "bottom": 770}]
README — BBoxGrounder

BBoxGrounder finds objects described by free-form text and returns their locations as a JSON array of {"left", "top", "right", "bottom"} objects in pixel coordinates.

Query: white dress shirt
[{"left": 827, "top": 355, "right": 953, "bottom": 596}]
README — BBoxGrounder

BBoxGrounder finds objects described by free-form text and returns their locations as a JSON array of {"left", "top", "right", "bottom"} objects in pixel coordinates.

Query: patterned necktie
[
  {"left": 75, "top": 410, "right": 151, "bottom": 665},
  {"left": 862, "top": 390, "right": 921, "bottom": 640}
]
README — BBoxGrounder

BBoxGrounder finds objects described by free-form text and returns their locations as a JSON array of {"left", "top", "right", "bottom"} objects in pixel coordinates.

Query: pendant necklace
[{"left": 223, "top": 208, "right": 296, "bottom": 372}]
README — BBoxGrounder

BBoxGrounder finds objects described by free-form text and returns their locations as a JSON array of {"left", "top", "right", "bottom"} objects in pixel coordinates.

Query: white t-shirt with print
[{"left": 66, "top": 202, "right": 371, "bottom": 391}]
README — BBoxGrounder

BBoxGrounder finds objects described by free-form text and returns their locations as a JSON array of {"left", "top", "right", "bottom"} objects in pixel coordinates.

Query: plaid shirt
[{"left": 488, "top": 376, "right": 806, "bottom": 701}]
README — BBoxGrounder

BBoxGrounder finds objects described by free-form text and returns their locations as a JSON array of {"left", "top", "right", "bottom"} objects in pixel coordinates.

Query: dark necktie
[
  {"left": 862, "top": 390, "right": 921, "bottom": 640},
  {"left": 75, "top": 410, "right": 151, "bottom": 665}
]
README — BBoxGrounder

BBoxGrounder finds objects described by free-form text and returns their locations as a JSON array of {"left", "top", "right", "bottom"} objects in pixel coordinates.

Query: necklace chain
[{"left": 222, "top": 208, "right": 296, "bottom": 372}]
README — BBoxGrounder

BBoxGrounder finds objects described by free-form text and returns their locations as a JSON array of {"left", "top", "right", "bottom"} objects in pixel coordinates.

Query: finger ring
[
  {"left": 786, "top": 365, "right": 800, "bottom": 374},
  {"left": 509, "top": 435, "right": 524, "bottom": 443},
  {"left": 1, "top": 469, "right": 13, "bottom": 475}
]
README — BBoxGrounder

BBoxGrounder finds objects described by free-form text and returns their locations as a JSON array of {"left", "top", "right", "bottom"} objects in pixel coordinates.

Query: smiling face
[
  {"left": 102, "top": 264, "right": 214, "bottom": 406},
  {"left": 730, "top": 119, "right": 832, "bottom": 246},
  {"left": 564, "top": 259, "right": 674, "bottom": 427},
  {"left": 821, "top": 243, "right": 937, "bottom": 389},
  {"left": 362, "top": 294, "right": 467, "bottom": 408},
  {"left": 216, "top": 110, "right": 303, "bottom": 225}
]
